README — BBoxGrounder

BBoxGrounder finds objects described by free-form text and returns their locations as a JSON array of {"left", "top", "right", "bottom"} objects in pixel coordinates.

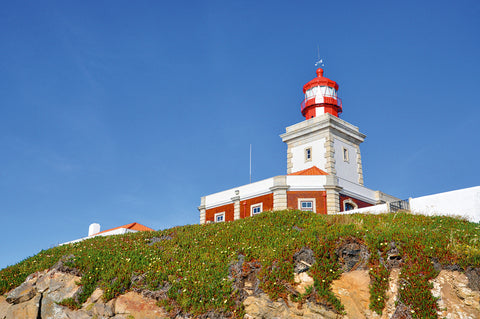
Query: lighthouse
[
  {"left": 281, "top": 68, "right": 365, "bottom": 185},
  {"left": 198, "top": 66, "right": 399, "bottom": 223},
  {"left": 301, "top": 68, "right": 342, "bottom": 119}
]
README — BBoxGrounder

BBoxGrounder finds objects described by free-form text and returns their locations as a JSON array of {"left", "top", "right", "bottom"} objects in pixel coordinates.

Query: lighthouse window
[
  {"left": 343, "top": 147, "right": 349, "bottom": 162},
  {"left": 298, "top": 198, "right": 316, "bottom": 213},
  {"left": 214, "top": 212, "right": 225, "bottom": 223},
  {"left": 305, "top": 147, "right": 312, "bottom": 162},
  {"left": 251, "top": 203, "right": 263, "bottom": 215}
]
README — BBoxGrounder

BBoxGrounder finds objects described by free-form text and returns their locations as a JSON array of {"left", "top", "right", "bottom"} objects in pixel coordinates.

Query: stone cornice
[
  {"left": 269, "top": 185, "right": 290, "bottom": 191},
  {"left": 280, "top": 114, "right": 366, "bottom": 145}
]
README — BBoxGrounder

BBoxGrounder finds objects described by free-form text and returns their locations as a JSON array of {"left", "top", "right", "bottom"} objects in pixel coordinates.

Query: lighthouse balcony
[{"left": 301, "top": 96, "right": 342, "bottom": 113}]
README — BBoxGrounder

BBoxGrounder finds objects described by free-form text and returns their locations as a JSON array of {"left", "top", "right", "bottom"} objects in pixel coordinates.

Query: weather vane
[
  {"left": 314, "top": 46, "right": 324, "bottom": 68},
  {"left": 315, "top": 58, "right": 324, "bottom": 67}
]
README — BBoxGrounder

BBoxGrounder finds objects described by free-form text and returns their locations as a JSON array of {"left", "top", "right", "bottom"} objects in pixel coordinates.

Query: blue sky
[{"left": 1, "top": 0, "right": 479, "bottom": 269}]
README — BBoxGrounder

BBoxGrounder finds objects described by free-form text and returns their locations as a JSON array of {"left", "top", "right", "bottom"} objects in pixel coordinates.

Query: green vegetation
[{"left": 1, "top": 210, "right": 479, "bottom": 318}]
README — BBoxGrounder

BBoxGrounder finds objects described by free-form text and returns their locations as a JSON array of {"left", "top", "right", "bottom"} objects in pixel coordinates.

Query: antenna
[{"left": 249, "top": 144, "right": 252, "bottom": 183}]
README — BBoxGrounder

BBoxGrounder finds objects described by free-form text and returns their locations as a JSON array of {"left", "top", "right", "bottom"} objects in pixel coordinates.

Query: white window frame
[
  {"left": 251, "top": 203, "right": 263, "bottom": 215},
  {"left": 298, "top": 198, "right": 316, "bottom": 213},
  {"left": 304, "top": 147, "right": 312, "bottom": 162},
  {"left": 343, "top": 199, "right": 358, "bottom": 211},
  {"left": 342, "top": 147, "right": 349, "bottom": 163},
  {"left": 214, "top": 212, "right": 225, "bottom": 223}
]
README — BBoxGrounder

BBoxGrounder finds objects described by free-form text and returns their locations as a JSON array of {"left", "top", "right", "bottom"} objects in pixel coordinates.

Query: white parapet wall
[
  {"left": 335, "top": 203, "right": 389, "bottom": 215},
  {"left": 204, "top": 177, "right": 275, "bottom": 208},
  {"left": 410, "top": 186, "right": 480, "bottom": 223},
  {"left": 60, "top": 228, "right": 139, "bottom": 246}
]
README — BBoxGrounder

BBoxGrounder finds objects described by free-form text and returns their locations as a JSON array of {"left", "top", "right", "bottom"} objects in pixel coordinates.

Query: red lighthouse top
[{"left": 301, "top": 68, "right": 342, "bottom": 119}]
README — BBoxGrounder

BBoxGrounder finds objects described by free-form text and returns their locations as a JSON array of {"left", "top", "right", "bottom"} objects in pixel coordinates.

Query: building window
[
  {"left": 343, "top": 199, "right": 358, "bottom": 211},
  {"left": 298, "top": 198, "right": 316, "bottom": 213},
  {"left": 305, "top": 147, "right": 312, "bottom": 162},
  {"left": 214, "top": 212, "right": 225, "bottom": 223},
  {"left": 342, "top": 147, "right": 349, "bottom": 162},
  {"left": 251, "top": 203, "right": 263, "bottom": 215}
]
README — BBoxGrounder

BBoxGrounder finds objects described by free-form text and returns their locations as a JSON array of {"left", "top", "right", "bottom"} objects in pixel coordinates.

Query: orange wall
[
  {"left": 287, "top": 191, "right": 327, "bottom": 214},
  {"left": 240, "top": 193, "right": 274, "bottom": 218},
  {"left": 205, "top": 203, "right": 235, "bottom": 222}
]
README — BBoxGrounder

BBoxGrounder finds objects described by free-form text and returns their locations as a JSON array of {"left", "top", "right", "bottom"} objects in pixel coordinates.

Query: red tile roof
[
  {"left": 288, "top": 166, "right": 329, "bottom": 176},
  {"left": 92, "top": 222, "right": 155, "bottom": 236}
]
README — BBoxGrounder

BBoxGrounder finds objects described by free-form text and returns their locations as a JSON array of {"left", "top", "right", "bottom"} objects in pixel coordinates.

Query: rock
[
  {"left": 386, "top": 242, "right": 403, "bottom": 268},
  {"left": 40, "top": 294, "right": 90, "bottom": 319},
  {"left": 115, "top": 291, "right": 167, "bottom": 318},
  {"left": 148, "top": 235, "right": 172, "bottom": 246},
  {"left": 293, "top": 247, "right": 315, "bottom": 273},
  {"left": 382, "top": 268, "right": 401, "bottom": 318},
  {"left": 243, "top": 293, "right": 337, "bottom": 319},
  {"left": 5, "top": 280, "right": 37, "bottom": 304},
  {"left": 390, "top": 301, "right": 412, "bottom": 319},
  {"left": 5, "top": 293, "right": 41, "bottom": 319},
  {"left": 39, "top": 270, "right": 81, "bottom": 302},
  {"left": 294, "top": 272, "right": 314, "bottom": 294},
  {"left": 331, "top": 270, "right": 377, "bottom": 319},
  {"left": 40, "top": 298, "right": 91, "bottom": 319},
  {"left": 51, "top": 255, "right": 81, "bottom": 277},
  {"left": 0, "top": 296, "right": 10, "bottom": 319},
  {"left": 431, "top": 270, "right": 480, "bottom": 318},
  {"left": 85, "top": 287, "right": 104, "bottom": 304},
  {"left": 336, "top": 239, "right": 369, "bottom": 272},
  {"left": 92, "top": 302, "right": 114, "bottom": 317},
  {"left": 465, "top": 267, "right": 480, "bottom": 291},
  {"left": 229, "top": 255, "right": 262, "bottom": 303},
  {"left": 39, "top": 269, "right": 83, "bottom": 319}
]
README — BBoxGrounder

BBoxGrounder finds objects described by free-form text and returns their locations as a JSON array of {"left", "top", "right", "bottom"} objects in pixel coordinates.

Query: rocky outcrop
[
  {"left": 2, "top": 266, "right": 480, "bottom": 319},
  {"left": 432, "top": 270, "right": 480, "bottom": 318},
  {"left": 0, "top": 268, "right": 168, "bottom": 319},
  {"left": 243, "top": 293, "right": 337, "bottom": 319}
]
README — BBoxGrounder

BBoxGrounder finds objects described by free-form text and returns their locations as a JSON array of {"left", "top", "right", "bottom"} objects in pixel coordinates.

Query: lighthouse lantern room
[{"left": 301, "top": 68, "right": 342, "bottom": 119}]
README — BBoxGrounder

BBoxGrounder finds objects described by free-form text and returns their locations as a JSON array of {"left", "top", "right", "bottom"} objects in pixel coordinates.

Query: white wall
[
  {"left": 290, "top": 137, "right": 326, "bottom": 173},
  {"left": 286, "top": 175, "right": 327, "bottom": 191},
  {"left": 333, "top": 138, "right": 359, "bottom": 183},
  {"left": 204, "top": 177, "right": 275, "bottom": 208},
  {"left": 336, "top": 203, "right": 389, "bottom": 215},
  {"left": 410, "top": 186, "right": 480, "bottom": 222},
  {"left": 60, "top": 228, "right": 138, "bottom": 246}
]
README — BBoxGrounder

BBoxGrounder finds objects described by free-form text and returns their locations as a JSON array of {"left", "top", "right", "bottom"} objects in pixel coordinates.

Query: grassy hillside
[{"left": 1, "top": 210, "right": 479, "bottom": 318}]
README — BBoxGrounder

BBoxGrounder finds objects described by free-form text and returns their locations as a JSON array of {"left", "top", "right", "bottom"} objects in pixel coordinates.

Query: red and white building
[{"left": 198, "top": 67, "right": 399, "bottom": 223}]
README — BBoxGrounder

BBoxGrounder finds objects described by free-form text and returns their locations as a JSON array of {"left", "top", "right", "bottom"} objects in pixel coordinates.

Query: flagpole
[{"left": 249, "top": 144, "right": 252, "bottom": 183}]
